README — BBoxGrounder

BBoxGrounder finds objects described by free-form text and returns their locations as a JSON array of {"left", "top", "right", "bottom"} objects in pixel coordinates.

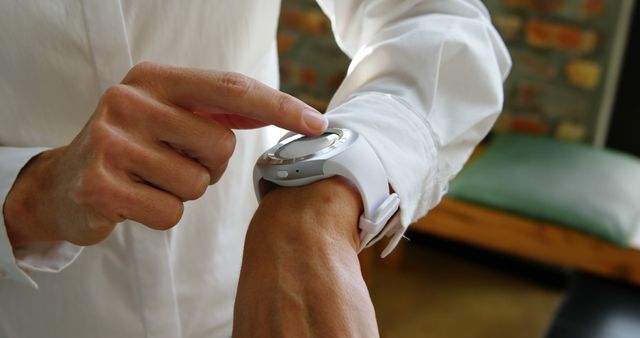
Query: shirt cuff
[
  {"left": 326, "top": 93, "right": 446, "bottom": 245},
  {"left": 0, "top": 147, "right": 83, "bottom": 288}
]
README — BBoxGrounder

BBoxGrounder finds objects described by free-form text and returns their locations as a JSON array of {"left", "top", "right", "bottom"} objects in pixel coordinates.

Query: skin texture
[
  {"left": 3, "top": 62, "right": 377, "bottom": 335},
  {"left": 233, "top": 177, "right": 380, "bottom": 338},
  {"left": 3, "top": 62, "right": 328, "bottom": 247}
]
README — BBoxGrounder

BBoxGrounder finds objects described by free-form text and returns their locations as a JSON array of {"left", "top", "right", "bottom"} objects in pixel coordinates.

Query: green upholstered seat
[{"left": 448, "top": 133, "right": 640, "bottom": 247}]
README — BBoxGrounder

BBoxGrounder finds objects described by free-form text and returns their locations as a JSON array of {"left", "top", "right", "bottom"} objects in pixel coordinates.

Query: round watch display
[
  {"left": 277, "top": 133, "right": 340, "bottom": 159},
  {"left": 260, "top": 128, "right": 355, "bottom": 165}
]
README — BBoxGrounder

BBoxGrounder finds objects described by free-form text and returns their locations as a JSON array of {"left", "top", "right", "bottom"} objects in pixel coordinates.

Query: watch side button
[{"left": 277, "top": 170, "right": 289, "bottom": 178}]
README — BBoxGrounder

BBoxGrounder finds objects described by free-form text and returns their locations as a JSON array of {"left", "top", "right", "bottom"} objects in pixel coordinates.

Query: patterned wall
[
  {"left": 278, "top": 0, "right": 632, "bottom": 143},
  {"left": 488, "top": 0, "right": 630, "bottom": 143},
  {"left": 277, "top": 1, "right": 349, "bottom": 112}
]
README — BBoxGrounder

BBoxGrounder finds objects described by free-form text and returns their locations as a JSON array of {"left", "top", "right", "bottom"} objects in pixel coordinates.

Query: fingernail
[{"left": 302, "top": 108, "right": 328, "bottom": 132}]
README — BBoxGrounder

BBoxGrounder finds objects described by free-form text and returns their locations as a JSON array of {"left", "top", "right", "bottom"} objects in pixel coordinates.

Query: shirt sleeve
[
  {"left": 316, "top": 0, "right": 511, "bottom": 232},
  {"left": 1, "top": 147, "right": 83, "bottom": 288}
]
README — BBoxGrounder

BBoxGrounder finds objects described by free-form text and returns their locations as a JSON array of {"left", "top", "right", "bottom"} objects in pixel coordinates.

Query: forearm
[
  {"left": 319, "top": 0, "right": 510, "bottom": 230},
  {"left": 233, "top": 177, "right": 379, "bottom": 337}
]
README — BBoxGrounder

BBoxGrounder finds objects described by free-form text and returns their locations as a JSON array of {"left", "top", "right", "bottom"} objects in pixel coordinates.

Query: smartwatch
[{"left": 253, "top": 127, "right": 405, "bottom": 256}]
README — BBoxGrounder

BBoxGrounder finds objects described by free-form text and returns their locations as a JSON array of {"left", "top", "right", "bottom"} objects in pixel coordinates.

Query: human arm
[
  {"left": 319, "top": 0, "right": 511, "bottom": 229},
  {"left": 1, "top": 62, "right": 328, "bottom": 287},
  {"left": 233, "top": 177, "right": 378, "bottom": 338},
  {"left": 233, "top": 0, "right": 510, "bottom": 335}
]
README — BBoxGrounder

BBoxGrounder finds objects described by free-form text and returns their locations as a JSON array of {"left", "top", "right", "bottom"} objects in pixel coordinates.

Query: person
[{"left": 0, "top": 0, "right": 510, "bottom": 337}]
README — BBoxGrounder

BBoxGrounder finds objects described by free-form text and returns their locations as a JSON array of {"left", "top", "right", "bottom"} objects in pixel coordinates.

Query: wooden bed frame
[{"left": 377, "top": 197, "right": 640, "bottom": 285}]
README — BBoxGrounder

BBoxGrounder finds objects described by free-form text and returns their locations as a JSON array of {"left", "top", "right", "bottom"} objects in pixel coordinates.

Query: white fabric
[{"left": 0, "top": 0, "right": 510, "bottom": 337}]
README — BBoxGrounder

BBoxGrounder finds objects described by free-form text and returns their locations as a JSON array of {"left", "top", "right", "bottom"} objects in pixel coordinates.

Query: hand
[
  {"left": 233, "top": 177, "right": 379, "bottom": 338},
  {"left": 3, "top": 62, "right": 328, "bottom": 247}
]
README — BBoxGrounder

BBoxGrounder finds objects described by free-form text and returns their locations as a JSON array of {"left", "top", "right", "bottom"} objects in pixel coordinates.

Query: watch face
[
  {"left": 277, "top": 133, "right": 340, "bottom": 159},
  {"left": 259, "top": 128, "right": 356, "bottom": 165},
  {"left": 256, "top": 128, "right": 358, "bottom": 186}
]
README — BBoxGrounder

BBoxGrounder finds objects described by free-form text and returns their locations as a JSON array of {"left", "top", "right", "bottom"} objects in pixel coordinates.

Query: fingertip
[{"left": 301, "top": 108, "right": 328, "bottom": 135}]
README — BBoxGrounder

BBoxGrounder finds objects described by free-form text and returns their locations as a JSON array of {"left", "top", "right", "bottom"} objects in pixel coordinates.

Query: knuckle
[
  {"left": 103, "top": 203, "right": 131, "bottom": 228},
  {"left": 217, "top": 129, "right": 236, "bottom": 159},
  {"left": 99, "top": 84, "right": 139, "bottom": 120},
  {"left": 204, "top": 130, "right": 235, "bottom": 184},
  {"left": 101, "top": 84, "right": 129, "bottom": 107},
  {"left": 219, "top": 72, "right": 252, "bottom": 97},
  {"left": 209, "top": 160, "right": 229, "bottom": 185},
  {"left": 123, "top": 61, "right": 161, "bottom": 84},
  {"left": 99, "top": 188, "right": 130, "bottom": 220},
  {"left": 156, "top": 200, "right": 184, "bottom": 230},
  {"left": 183, "top": 169, "right": 210, "bottom": 201}
]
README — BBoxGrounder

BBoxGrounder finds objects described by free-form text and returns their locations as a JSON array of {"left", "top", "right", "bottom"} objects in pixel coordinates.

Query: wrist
[
  {"left": 254, "top": 176, "right": 363, "bottom": 251},
  {"left": 4, "top": 148, "right": 63, "bottom": 247}
]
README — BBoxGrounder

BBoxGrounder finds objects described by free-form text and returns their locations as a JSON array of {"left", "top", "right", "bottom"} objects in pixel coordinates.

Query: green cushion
[{"left": 448, "top": 133, "right": 640, "bottom": 247}]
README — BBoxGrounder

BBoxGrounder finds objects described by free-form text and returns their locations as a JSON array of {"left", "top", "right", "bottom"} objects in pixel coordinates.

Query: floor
[
  {"left": 369, "top": 234, "right": 565, "bottom": 338},
  {"left": 547, "top": 274, "right": 640, "bottom": 338}
]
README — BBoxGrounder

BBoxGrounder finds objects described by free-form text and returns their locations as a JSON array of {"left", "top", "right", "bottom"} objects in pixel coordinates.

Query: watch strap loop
[
  {"left": 357, "top": 193, "right": 400, "bottom": 252},
  {"left": 365, "top": 213, "right": 409, "bottom": 258}
]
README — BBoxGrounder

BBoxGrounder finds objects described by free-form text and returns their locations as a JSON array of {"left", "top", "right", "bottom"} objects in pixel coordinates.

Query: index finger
[{"left": 122, "top": 62, "right": 328, "bottom": 136}]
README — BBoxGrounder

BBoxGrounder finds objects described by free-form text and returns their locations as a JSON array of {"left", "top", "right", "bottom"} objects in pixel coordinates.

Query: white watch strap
[
  {"left": 357, "top": 193, "right": 399, "bottom": 250},
  {"left": 323, "top": 135, "right": 389, "bottom": 221},
  {"left": 323, "top": 134, "right": 402, "bottom": 256},
  {"left": 362, "top": 212, "right": 409, "bottom": 258}
]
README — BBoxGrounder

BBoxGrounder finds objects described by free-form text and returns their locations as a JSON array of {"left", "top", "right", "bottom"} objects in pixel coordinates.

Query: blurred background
[{"left": 277, "top": 1, "right": 640, "bottom": 337}]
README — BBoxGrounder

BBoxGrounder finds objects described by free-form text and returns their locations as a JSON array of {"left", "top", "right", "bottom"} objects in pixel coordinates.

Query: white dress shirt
[{"left": 0, "top": 0, "right": 510, "bottom": 337}]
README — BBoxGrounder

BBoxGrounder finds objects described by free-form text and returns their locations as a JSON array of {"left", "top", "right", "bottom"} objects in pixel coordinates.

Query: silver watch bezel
[{"left": 257, "top": 128, "right": 356, "bottom": 165}]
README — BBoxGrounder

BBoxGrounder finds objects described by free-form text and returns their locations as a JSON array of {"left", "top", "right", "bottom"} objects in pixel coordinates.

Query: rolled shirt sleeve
[
  {"left": 317, "top": 0, "right": 511, "bottom": 234},
  {"left": 0, "top": 147, "right": 83, "bottom": 288}
]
